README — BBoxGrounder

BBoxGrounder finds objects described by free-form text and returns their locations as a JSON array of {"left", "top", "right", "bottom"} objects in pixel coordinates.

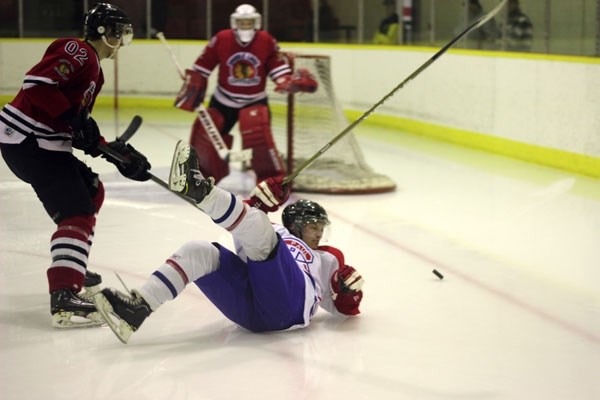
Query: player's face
[
  {"left": 301, "top": 222, "right": 326, "bottom": 250},
  {"left": 100, "top": 24, "right": 133, "bottom": 59},
  {"left": 235, "top": 18, "right": 255, "bottom": 30},
  {"left": 104, "top": 36, "right": 123, "bottom": 59},
  {"left": 118, "top": 24, "right": 134, "bottom": 46}
]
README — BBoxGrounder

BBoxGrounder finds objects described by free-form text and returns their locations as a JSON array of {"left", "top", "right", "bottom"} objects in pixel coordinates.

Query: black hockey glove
[
  {"left": 70, "top": 110, "right": 101, "bottom": 155},
  {"left": 103, "top": 140, "right": 152, "bottom": 181}
]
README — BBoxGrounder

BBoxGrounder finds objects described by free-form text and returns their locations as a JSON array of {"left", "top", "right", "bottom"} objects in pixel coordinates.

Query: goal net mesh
[{"left": 268, "top": 53, "right": 396, "bottom": 194}]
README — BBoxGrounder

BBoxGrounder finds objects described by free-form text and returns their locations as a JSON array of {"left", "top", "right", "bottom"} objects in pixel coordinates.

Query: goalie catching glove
[
  {"left": 247, "top": 176, "right": 290, "bottom": 213},
  {"left": 174, "top": 69, "right": 207, "bottom": 112},
  {"left": 331, "top": 265, "right": 364, "bottom": 315},
  {"left": 274, "top": 68, "right": 318, "bottom": 94},
  {"left": 102, "top": 140, "right": 152, "bottom": 181}
]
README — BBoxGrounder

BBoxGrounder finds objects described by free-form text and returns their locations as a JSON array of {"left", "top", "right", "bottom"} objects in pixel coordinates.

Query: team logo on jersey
[
  {"left": 285, "top": 238, "right": 314, "bottom": 266},
  {"left": 227, "top": 52, "right": 260, "bottom": 86},
  {"left": 54, "top": 59, "right": 74, "bottom": 81},
  {"left": 81, "top": 81, "right": 97, "bottom": 109}
]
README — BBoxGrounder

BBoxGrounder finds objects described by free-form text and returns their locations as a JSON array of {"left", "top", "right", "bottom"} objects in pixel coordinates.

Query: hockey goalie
[{"left": 174, "top": 4, "right": 318, "bottom": 185}]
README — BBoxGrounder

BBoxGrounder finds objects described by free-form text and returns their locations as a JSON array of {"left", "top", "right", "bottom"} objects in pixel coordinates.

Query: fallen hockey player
[{"left": 93, "top": 141, "right": 364, "bottom": 343}]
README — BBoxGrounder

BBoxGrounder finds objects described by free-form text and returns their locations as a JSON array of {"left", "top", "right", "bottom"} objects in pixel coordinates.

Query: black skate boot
[
  {"left": 50, "top": 288, "right": 104, "bottom": 329},
  {"left": 169, "top": 140, "right": 214, "bottom": 203},
  {"left": 79, "top": 270, "right": 103, "bottom": 301},
  {"left": 93, "top": 288, "right": 152, "bottom": 344}
]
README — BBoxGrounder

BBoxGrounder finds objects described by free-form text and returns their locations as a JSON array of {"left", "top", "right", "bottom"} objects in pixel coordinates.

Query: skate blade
[
  {"left": 93, "top": 292, "right": 134, "bottom": 344},
  {"left": 51, "top": 311, "right": 105, "bottom": 329},
  {"left": 78, "top": 284, "right": 101, "bottom": 302},
  {"left": 169, "top": 140, "right": 191, "bottom": 192}
]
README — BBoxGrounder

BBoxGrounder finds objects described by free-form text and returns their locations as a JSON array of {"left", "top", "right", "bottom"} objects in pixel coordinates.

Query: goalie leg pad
[
  {"left": 239, "top": 105, "right": 285, "bottom": 182},
  {"left": 189, "top": 108, "right": 230, "bottom": 184}
]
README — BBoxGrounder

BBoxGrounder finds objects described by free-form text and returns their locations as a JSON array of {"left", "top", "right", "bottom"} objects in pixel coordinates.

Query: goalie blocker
[{"left": 190, "top": 104, "right": 285, "bottom": 184}]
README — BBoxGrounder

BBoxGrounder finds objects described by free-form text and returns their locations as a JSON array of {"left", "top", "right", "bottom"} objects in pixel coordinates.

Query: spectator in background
[
  {"left": 319, "top": 0, "right": 339, "bottom": 31},
  {"left": 462, "top": 0, "right": 499, "bottom": 49},
  {"left": 373, "top": 0, "right": 399, "bottom": 45},
  {"left": 317, "top": 0, "right": 341, "bottom": 41},
  {"left": 504, "top": 0, "right": 533, "bottom": 51}
]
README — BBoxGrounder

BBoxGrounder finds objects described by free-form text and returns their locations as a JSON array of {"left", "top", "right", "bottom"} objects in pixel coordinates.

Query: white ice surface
[{"left": 1, "top": 118, "right": 598, "bottom": 400}]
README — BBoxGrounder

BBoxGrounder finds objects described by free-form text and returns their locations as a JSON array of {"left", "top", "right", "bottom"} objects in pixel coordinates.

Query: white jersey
[
  {"left": 229, "top": 206, "right": 346, "bottom": 328},
  {"left": 272, "top": 224, "right": 344, "bottom": 325}
]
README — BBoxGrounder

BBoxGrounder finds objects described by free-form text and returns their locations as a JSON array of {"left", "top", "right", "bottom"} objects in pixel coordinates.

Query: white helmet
[{"left": 230, "top": 4, "right": 262, "bottom": 43}]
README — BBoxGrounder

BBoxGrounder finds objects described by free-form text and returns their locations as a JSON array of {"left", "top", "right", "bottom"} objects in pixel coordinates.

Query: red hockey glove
[
  {"left": 274, "top": 68, "right": 318, "bottom": 94},
  {"left": 102, "top": 140, "right": 152, "bottom": 181},
  {"left": 331, "top": 265, "right": 364, "bottom": 315},
  {"left": 274, "top": 74, "right": 294, "bottom": 94},
  {"left": 174, "top": 69, "right": 207, "bottom": 112},
  {"left": 70, "top": 110, "right": 101, "bottom": 155},
  {"left": 247, "top": 176, "right": 290, "bottom": 213},
  {"left": 294, "top": 68, "right": 318, "bottom": 93}
]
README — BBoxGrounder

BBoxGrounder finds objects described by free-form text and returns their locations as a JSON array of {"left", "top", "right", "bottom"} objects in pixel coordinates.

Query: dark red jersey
[
  {"left": 0, "top": 38, "right": 104, "bottom": 152},
  {"left": 191, "top": 29, "right": 292, "bottom": 108}
]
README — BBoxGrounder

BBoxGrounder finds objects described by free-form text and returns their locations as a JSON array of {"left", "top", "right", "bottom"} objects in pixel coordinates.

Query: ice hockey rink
[{"left": 1, "top": 110, "right": 599, "bottom": 400}]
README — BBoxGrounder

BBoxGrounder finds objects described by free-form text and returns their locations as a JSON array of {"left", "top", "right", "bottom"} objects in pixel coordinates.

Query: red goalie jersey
[{"left": 190, "top": 29, "right": 292, "bottom": 108}]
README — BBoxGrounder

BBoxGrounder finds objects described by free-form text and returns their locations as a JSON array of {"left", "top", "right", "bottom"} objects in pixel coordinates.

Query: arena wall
[{"left": 1, "top": 39, "right": 599, "bottom": 176}]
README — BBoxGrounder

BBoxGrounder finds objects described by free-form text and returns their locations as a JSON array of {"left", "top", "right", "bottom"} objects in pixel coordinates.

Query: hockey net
[{"left": 268, "top": 53, "right": 396, "bottom": 194}]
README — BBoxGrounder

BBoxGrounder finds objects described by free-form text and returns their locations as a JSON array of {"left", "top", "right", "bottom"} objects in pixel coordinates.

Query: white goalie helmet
[{"left": 230, "top": 4, "right": 262, "bottom": 44}]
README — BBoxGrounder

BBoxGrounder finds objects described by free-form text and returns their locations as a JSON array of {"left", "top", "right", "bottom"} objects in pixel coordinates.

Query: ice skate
[
  {"left": 79, "top": 270, "right": 103, "bottom": 301},
  {"left": 169, "top": 140, "right": 214, "bottom": 203},
  {"left": 50, "top": 288, "right": 105, "bottom": 329},
  {"left": 93, "top": 288, "right": 152, "bottom": 344}
]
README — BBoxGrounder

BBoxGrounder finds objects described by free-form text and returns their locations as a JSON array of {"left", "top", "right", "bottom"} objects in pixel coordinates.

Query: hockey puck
[{"left": 432, "top": 269, "right": 444, "bottom": 280}]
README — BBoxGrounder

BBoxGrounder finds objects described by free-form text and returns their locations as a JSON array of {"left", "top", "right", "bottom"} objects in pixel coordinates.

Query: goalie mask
[
  {"left": 282, "top": 200, "right": 331, "bottom": 240},
  {"left": 230, "top": 4, "right": 261, "bottom": 44},
  {"left": 84, "top": 3, "right": 133, "bottom": 47}
]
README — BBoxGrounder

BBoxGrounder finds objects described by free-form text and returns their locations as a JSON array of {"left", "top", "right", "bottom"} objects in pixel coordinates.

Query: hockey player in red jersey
[
  {"left": 0, "top": 3, "right": 151, "bottom": 328},
  {"left": 93, "top": 141, "right": 364, "bottom": 344},
  {"left": 174, "top": 4, "right": 318, "bottom": 185}
]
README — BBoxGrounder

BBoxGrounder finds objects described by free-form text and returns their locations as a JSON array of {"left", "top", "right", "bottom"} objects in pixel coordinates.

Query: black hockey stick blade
[
  {"left": 118, "top": 115, "right": 143, "bottom": 143},
  {"left": 283, "top": 0, "right": 507, "bottom": 185}
]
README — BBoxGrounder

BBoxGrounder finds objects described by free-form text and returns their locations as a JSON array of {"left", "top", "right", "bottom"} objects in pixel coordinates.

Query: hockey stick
[
  {"left": 98, "top": 119, "right": 198, "bottom": 207},
  {"left": 118, "top": 115, "right": 143, "bottom": 142},
  {"left": 156, "top": 32, "right": 252, "bottom": 163},
  {"left": 283, "top": 0, "right": 507, "bottom": 185},
  {"left": 98, "top": 143, "right": 198, "bottom": 207}
]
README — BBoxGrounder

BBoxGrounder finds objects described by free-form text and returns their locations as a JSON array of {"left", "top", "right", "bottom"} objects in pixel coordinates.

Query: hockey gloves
[
  {"left": 70, "top": 110, "right": 101, "bottom": 155},
  {"left": 247, "top": 176, "right": 290, "bottom": 213},
  {"left": 274, "top": 69, "right": 318, "bottom": 94},
  {"left": 174, "top": 69, "right": 207, "bottom": 112},
  {"left": 103, "top": 140, "right": 152, "bottom": 181},
  {"left": 331, "top": 265, "right": 364, "bottom": 315}
]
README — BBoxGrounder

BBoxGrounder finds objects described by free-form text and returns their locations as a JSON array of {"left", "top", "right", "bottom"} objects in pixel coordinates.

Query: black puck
[{"left": 433, "top": 269, "right": 444, "bottom": 280}]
